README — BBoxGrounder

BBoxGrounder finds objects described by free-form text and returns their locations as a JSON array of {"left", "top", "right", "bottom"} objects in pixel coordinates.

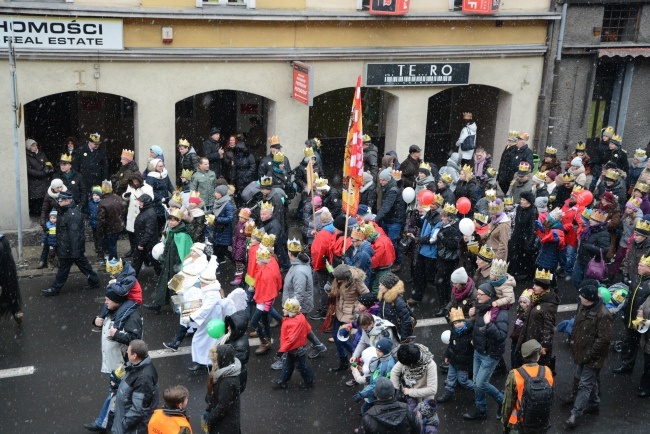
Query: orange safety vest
[
  {"left": 507, "top": 364, "right": 554, "bottom": 425},
  {"left": 148, "top": 408, "right": 192, "bottom": 434}
]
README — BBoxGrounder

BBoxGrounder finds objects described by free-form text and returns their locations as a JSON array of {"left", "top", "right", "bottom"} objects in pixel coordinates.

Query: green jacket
[
  {"left": 190, "top": 169, "right": 216, "bottom": 208},
  {"left": 154, "top": 222, "right": 192, "bottom": 306}
]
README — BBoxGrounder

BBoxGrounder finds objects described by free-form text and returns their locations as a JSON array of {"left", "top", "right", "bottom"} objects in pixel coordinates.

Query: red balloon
[
  {"left": 576, "top": 190, "right": 594, "bottom": 207},
  {"left": 456, "top": 197, "right": 471, "bottom": 215},
  {"left": 419, "top": 190, "right": 435, "bottom": 206}
]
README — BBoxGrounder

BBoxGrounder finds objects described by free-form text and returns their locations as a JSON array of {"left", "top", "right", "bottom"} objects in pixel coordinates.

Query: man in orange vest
[
  {"left": 501, "top": 339, "right": 554, "bottom": 433},
  {"left": 148, "top": 385, "right": 192, "bottom": 434}
]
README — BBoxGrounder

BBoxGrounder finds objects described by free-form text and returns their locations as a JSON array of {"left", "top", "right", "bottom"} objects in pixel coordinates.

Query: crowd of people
[{"left": 7, "top": 115, "right": 650, "bottom": 433}]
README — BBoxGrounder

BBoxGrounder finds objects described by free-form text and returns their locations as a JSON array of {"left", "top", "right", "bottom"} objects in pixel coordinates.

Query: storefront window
[{"left": 601, "top": 4, "right": 641, "bottom": 43}]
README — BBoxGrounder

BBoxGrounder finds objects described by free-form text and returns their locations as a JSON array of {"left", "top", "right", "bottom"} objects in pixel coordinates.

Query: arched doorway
[
  {"left": 425, "top": 85, "right": 510, "bottom": 167},
  {"left": 309, "top": 87, "right": 388, "bottom": 184},
  {"left": 175, "top": 90, "right": 272, "bottom": 179},
  {"left": 24, "top": 91, "right": 136, "bottom": 175}
]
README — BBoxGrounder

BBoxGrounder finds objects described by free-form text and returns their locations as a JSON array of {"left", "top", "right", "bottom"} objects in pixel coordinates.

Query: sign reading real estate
[
  {"left": 0, "top": 16, "right": 123, "bottom": 50},
  {"left": 365, "top": 62, "right": 470, "bottom": 87}
]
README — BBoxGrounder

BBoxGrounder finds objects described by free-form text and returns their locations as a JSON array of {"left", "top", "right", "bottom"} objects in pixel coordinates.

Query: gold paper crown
[
  {"left": 283, "top": 298, "right": 301, "bottom": 314},
  {"left": 605, "top": 168, "right": 619, "bottom": 181},
  {"left": 60, "top": 153, "right": 73, "bottom": 164},
  {"left": 121, "top": 149, "right": 134, "bottom": 160},
  {"left": 581, "top": 208, "right": 592, "bottom": 220},
  {"left": 168, "top": 209, "right": 183, "bottom": 221},
  {"left": 474, "top": 213, "right": 489, "bottom": 225},
  {"left": 487, "top": 167, "right": 497, "bottom": 177},
  {"left": 239, "top": 208, "right": 251, "bottom": 219},
  {"left": 534, "top": 268, "right": 553, "bottom": 282},
  {"left": 440, "top": 173, "right": 453, "bottom": 184},
  {"left": 268, "top": 135, "right": 280, "bottom": 146},
  {"left": 181, "top": 169, "right": 193, "bottom": 180},
  {"left": 351, "top": 227, "right": 367, "bottom": 239},
  {"left": 572, "top": 185, "right": 584, "bottom": 193},
  {"left": 178, "top": 138, "right": 190, "bottom": 148},
  {"left": 260, "top": 201, "right": 274, "bottom": 212},
  {"left": 508, "top": 130, "right": 519, "bottom": 140},
  {"left": 260, "top": 176, "right": 273, "bottom": 187},
  {"left": 171, "top": 191, "right": 183, "bottom": 205},
  {"left": 106, "top": 258, "right": 123, "bottom": 275},
  {"left": 244, "top": 219, "right": 256, "bottom": 236},
  {"left": 488, "top": 200, "right": 504, "bottom": 214},
  {"left": 420, "top": 203, "right": 431, "bottom": 211},
  {"left": 518, "top": 162, "right": 531, "bottom": 172},
  {"left": 304, "top": 147, "right": 315, "bottom": 158},
  {"left": 261, "top": 233, "right": 276, "bottom": 249},
  {"left": 434, "top": 194, "right": 444, "bottom": 205},
  {"left": 419, "top": 161, "right": 431, "bottom": 171},
  {"left": 443, "top": 203, "right": 457, "bottom": 214},
  {"left": 252, "top": 227, "right": 265, "bottom": 240},
  {"left": 361, "top": 222, "right": 377, "bottom": 238},
  {"left": 462, "top": 112, "right": 473, "bottom": 119},
  {"left": 449, "top": 307, "right": 465, "bottom": 323},
  {"left": 635, "top": 219, "right": 650, "bottom": 234},
  {"left": 549, "top": 208, "right": 564, "bottom": 222},
  {"left": 590, "top": 209, "right": 608, "bottom": 223},
  {"left": 101, "top": 180, "right": 113, "bottom": 194},
  {"left": 189, "top": 191, "right": 200, "bottom": 199},
  {"left": 89, "top": 133, "right": 101, "bottom": 143},
  {"left": 315, "top": 178, "right": 329, "bottom": 188},
  {"left": 575, "top": 141, "right": 586, "bottom": 151},
  {"left": 256, "top": 245, "right": 272, "bottom": 261},
  {"left": 519, "top": 132, "right": 530, "bottom": 141},
  {"left": 635, "top": 182, "right": 650, "bottom": 193},
  {"left": 312, "top": 137, "right": 321, "bottom": 147},
  {"left": 603, "top": 126, "right": 615, "bottom": 136},
  {"left": 635, "top": 149, "right": 647, "bottom": 159},
  {"left": 287, "top": 238, "right": 302, "bottom": 253},
  {"left": 640, "top": 254, "right": 650, "bottom": 267},
  {"left": 461, "top": 164, "right": 473, "bottom": 174},
  {"left": 533, "top": 171, "right": 547, "bottom": 183},
  {"left": 562, "top": 173, "right": 576, "bottom": 182},
  {"left": 485, "top": 189, "right": 497, "bottom": 201},
  {"left": 273, "top": 152, "right": 285, "bottom": 163},
  {"left": 92, "top": 185, "right": 102, "bottom": 195},
  {"left": 205, "top": 214, "right": 215, "bottom": 226},
  {"left": 491, "top": 259, "right": 509, "bottom": 277},
  {"left": 362, "top": 134, "right": 371, "bottom": 142},
  {"left": 611, "top": 133, "right": 622, "bottom": 144},
  {"left": 391, "top": 170, "right": 402, "bottom": 180},
  {"left": 627, "top": 197, "right": 642, "bottom": 209},
  {"left": 504, "top": 196, "right": 514, "bottom": 205},
  {"left": 545, "top": 146, "right": 557, "bottom": 155},
  {"left": 478, "top": 245, "right": 495, "bottom": 262}
]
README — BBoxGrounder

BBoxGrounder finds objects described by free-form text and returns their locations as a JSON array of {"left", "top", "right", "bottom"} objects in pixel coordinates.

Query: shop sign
[
  {"left": 292, "top": 61, "right": 313, "bottom": 106},
  {"left": 365, "top": 62, "right": 470, "bottom": 87},
  {"left": 0, "top": 16, "right": 123, "bottom": 50},
  {"left": 462, "top": 0, "right": 501, "bottom": 15},
  {"left": 369, "top": 0, "right": 410, "bottom": 16}
]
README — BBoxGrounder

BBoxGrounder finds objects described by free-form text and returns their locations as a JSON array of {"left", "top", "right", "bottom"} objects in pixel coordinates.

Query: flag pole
[
  {"left": 309, "top": 159, "right": 316, "bottom": 223},
  {"left": 342, "top": 178, "right": 353, "bottom": 253}
]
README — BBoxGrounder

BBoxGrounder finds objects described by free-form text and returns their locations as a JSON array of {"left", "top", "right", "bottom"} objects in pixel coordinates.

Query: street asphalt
[{"left": 1, "top": 258, "right": 649, "bottom": 434}]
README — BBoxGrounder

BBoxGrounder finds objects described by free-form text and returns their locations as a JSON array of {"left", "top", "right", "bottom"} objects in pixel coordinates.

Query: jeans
[
  {"left": 52, "top": 256, "right": 100, "bottom": 292},
  {"left": 279, "top": 350, "right": 314, "bottom": 385},
  {"left": 95, "top": 390, "right": 112, "bottom": 428},
  {"left": 251, "top": 308, "right": 271, "bottom": 339},
  {"left": 571, "top": 261, "right": 587, "bottom": 289},
  {"left": 333, "top": 318, "right": 354, "bottom": 358},
  {"left": 381, "top": 222, "right": 403, "bottom": 265},
  {"left": 102, "top": 233, "right": 119, "bottom": 261},
  {"left": 445, "top": 364, "right": 474, "bottom": 393},
  {"left": 473, "top": 351, "right": 504, "bottom": 413},
  {"left": 559, "top": 245, "right": 577, "bottom": 274},
  {"left": 572, "top": 365, "right": 601, "bottom": 417}
]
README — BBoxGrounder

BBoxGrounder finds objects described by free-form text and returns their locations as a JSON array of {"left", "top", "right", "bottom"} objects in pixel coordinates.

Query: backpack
[
  {"left": 460, "top": 127, "right": 476, "bottom": 151},
  {"left": 516, "top": 366, "right": 554, "bottom": 433}
]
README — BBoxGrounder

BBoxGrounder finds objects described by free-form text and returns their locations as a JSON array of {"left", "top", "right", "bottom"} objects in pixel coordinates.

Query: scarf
[
  {"left": 212, "top": 195, "right": 231, "bottom": 218},
  {"left": 531, "top": 289, "right": 549, "bottom": 306},
  {"left": 453, "top": 281, "right": 472, "bottom": 302},
  {"left": 490, "top": 275, "right": 507, "bottom": 287},
  {"left": 474, "top": 155, "right": 486, "bottom": 177},
  {"left": 491, "top": 212, "right": 506, "bottom": 224},
  {"left": 453, "top": 323, "right": 467, "bottom": 335},
  {"left": 403, "top": 343, "right": 432, "bottom": 387},
  {"left": 416, "top": 175, "right": 435, "bottom": 188},
  {"left": 212, "top": 357, "right": 242, "bottom": 382},
  {"left": 360, "top": 180, "right": 375, "bottom": 193},
  {"left": 580, "top": 221, "right": 606, "bottom": 241}
]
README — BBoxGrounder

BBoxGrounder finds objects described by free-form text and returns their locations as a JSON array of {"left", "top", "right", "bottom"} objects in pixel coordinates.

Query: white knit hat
[
  {"left": 450, "top": 267, "right": 469, "bottom": 284},
  {"left": 571, "top": 157, "right": 582, "bottom": 167}
]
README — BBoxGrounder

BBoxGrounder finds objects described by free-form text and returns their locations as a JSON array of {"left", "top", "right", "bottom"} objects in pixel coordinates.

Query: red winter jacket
[
  {"left": 127, "top": 280, "right": 143, "bottom": 304},
  {"left": 311, "top": 227, "right": 337, "bottom": 271},
  {"left": 279, "top": 313, "right": 312, "bottom": 353},
  {"left": 253, "top": 257, "right": 282, "bottom": 303},
  {"left": 370, "top": 234, "right": 396, "bottom": 269},
  {"left": 561, "top": 202, "right": 579, "bottom": 248}
]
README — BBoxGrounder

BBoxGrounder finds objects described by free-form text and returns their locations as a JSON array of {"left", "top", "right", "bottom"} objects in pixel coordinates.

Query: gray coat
[
  {"left": 282, "top": 255, "right": 314, "bottom": 314},
  {"left": 112, "top": 356, "right": 159, "bottom": 434}
]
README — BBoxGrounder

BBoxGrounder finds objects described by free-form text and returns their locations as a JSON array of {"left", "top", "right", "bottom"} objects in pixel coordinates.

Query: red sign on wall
[
  {"left": 369, "top": 0, "right": 410, "bottom": 16},
  {"left": 292, "top": 61, "right": 313, "bottom": 106},
  {"left": 462, "top": 0, "right": 501, "bottom": 15}
]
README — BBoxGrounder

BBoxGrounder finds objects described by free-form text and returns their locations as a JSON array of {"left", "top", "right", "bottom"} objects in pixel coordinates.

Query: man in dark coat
[
  {"left": 224, "top": 310, "right": 250, "bottom": 393},
  {"left": 376, "top": 168, "right": 407, "bottom": 271},
  {"left": 258, "top": 136, "right": 291, "bottom": 179},
  {"left": 362, "top": 136, "right": 379, "bottom": 182},
  {"left": 572, "top": 209, "right": 610, "bottom": 288},
  {"left": 54, "top": 153, "right": 87, "bottom": 211},
  {"left": 589, "top": 126, "right": 614, "bottom": 190},
  {"left": 399, "top": 145, "right": 422, "bottom": 189},
  {"left": 358, "top": 377, "right": 421, "bottom": 434},
  {"left": 497, "top": 132, "right": 519, "bottom": 195},
  {"left": 500, "top": 132, "right": 534, "bottom": 194},
  {"left": 131, "top": 194, "right": 160, "bottom": 277},
  {"left": 231, "top": 143, "right": 256, "bottom": 205},
  {"left": 317, "top": 181, "right": 342, "bottom": 219},
  {"left": 96, "top": 181, "right": 125, "bottom": 262},
  {"left": 261, "top": 203, "right": 290, "bottom": 271},
  {"left": 113, "top": 340, "right": 159, "bottom": 434},
  {"left": 41, "top": 191, "right": 100, "bottom": 296},
  {"left": 202, "top": 127, "right": 224, "bottom": 178},
  {"left": 73, "top": 133, "right": 108, "bottom": 197},
  {"left": 564, "top": 285, "right": 612, "bottom": 429},
  {"left": 25, "top": 139, "right": 53, "bottom": 215}
]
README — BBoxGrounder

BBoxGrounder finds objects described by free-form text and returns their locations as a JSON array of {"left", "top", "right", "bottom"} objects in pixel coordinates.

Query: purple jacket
[{"left": 231, "top": 220, "right": 248, "bottom": 262}]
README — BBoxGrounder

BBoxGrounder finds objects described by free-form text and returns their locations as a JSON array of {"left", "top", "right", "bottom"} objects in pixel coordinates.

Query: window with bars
[{"left": 601, "top": 4, "right": 641, "bottom": 43}]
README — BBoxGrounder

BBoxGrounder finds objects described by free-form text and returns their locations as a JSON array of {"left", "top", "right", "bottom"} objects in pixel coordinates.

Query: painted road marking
[{"left": 0, "top": 366, "right": 35, "bottom": 379}]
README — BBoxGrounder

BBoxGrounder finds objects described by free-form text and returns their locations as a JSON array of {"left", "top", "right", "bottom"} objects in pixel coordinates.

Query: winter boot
[
  {"left": 230, "top": 262, "right": 244, "bottom": 286},
  {"left": 329, "top": 356, "right": 349, "bottom": 373},
  {"left": 561, "top": 377, "right": 580, "bottom": 406},
  {"left": 36, "top": 261, "right": 47, "bottom": 269},
  {"left": 255, "top": 338, "right": 272, "bottom": 355},
  {"left": 163, "top": 326, "right": 188, "bottom": 351},
  {"left": 48, "top": 248, "right": 57, "bottom": 269}
]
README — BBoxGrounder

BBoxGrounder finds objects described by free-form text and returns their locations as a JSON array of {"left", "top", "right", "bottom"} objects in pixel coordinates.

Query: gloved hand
[
  {"left": 632, "top": 316, "right": 646, "bottom": 331},
  {"left": 123, "top": 192, "right": 132, "bottom": 199},
  {"left": 181, "top": 316, "right": 191, "bottom": 326},
  {"left": 535, "top": 220, "right": 544, "bottom": 231},
  {"left": 352, "top": 393, "right": 363, "bottom": 403},
  {"left": 324, "top": 283, "right": 332, "bottom": 293}
]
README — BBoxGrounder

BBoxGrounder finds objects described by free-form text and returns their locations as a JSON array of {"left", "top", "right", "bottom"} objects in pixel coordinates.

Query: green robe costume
[{"left": 153, "top": 221, "right": 193, "bottom": 306}]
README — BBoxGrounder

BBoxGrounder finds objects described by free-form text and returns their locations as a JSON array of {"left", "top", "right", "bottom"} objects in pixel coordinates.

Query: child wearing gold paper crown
[
  {"left": 437, "top": 307, "right": 474, "bottom": 404},
  {"left": 230, "top": 209, "right": 252, "bottom": 286}
]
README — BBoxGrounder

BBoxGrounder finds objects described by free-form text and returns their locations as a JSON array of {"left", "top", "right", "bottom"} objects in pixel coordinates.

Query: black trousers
[
  {"left": 434, "top": 258, "right": 457, "bottom": 307},
  {"left": 640, "top": 352, "right": 650, "bottom": 393},
  {"left": 412, "top": 254, "right": 436, "bottom": 302},
  {"left": 52, "top": 256, "right": 99, "bottom": 292},
  {"left": 132, "top": 245, "right": 161, "bottom": 277},
  {"left": 621, "top": 326, "right": 642, "bottom": 369}
]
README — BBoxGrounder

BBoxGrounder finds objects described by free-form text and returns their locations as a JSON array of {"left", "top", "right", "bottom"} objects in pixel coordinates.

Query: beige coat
[
  {"left": 484, "top": 216, "right": 511, "bottom": 261},
  {"left": 390, "top": 359, "right": 438, "bottom": 401},
  {"left": 571, "top": 164, "right": 587, "bottom": 187},
  {"left": 330, "top": 267, "right": 369, "bottom": 323},
  {"left": 493, "top": 273, "right": 517, "bottom": 307}
]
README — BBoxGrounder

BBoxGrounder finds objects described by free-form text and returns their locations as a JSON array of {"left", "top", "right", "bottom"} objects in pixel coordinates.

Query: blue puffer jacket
[
  {"left": 535, "top": 220, "right": 565, "bottom": 271},
  {"left": 211, "top": 200, "right": 235, "bottom": 246},
  {"left": 418, "top": 216, "right": 439, "bottom": 259},
  {"left": 345, "top": 240, "right": 375, "bottom": 288},
  {"left": 88, "top": 198, "right": 100, "bottom": 229}
]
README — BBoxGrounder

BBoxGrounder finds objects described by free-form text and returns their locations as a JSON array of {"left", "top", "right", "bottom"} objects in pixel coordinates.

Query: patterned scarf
[
  {"left": 403, "top": 343, "right": 432, "bottom": 387},
  {"left": 531, "top": 289, "right": 550, "bottom": 306}
]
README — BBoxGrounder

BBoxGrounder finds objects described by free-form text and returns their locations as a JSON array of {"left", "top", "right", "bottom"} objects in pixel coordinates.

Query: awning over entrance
[{"left": 598, "top": 47, "right": 650, "bottom": 58}]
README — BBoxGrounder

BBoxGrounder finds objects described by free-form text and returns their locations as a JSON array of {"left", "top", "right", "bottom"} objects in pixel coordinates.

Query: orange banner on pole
[{"left": 342, "top": 76, "right": 364, "bottom": 217}]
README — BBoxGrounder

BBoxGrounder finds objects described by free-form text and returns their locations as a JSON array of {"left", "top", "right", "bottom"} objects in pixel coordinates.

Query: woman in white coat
[{"left": 122, "top": 172, "right": 153, "bottom": 258}]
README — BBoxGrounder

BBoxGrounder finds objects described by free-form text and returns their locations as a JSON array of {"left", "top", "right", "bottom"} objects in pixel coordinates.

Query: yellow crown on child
[
  {"left": 575, "top": 141, "right": 586, "bottom": 151},
  {"left": 89, "top": 133, "right": 101, "bottom": 143},
  {"left": 361, "top": 222, "right": 378, "bottom": 238},
  {"left": 351, "top": 227, "right": 367, "bottom": 240},
  {"left": 252, "top": 227, "right": 265, "bottom": 240},
  {"left": 256, "top": 246, "right": 272, "bottom": 261},
  {"left": 504, "top": 196, "right": 514, "bottom": 205},
  {"left": 121, "top": 149, "right": 134, "bottom": 160},
  {"left": 433, "top": 194, "right": 444, "bottom": 205},
  {"left": 268, "top": 135, "right": 280, "bottom": 146},
  {"left": 449, "top": 307, "right": 465, "bottom": 323},
  {"left": 440, "top": 173, "right": 453, "bottom": 184},
  {"left": 533, "top": 171, "right": 547, "bottom": 183},
  {"left": 189, "top": 191, "right": 200, "bottom": 199},
  {"left": 362, "top": 134, "right": 371, "bottom": 142},
  {"left": 605, "top": 168, "right": 619, "bottom": 181},
  {"left": 260, "top": 176, "right": 273, "bottom": 188},
  {"left": 611, "top": 134, "right": 622, "bottom": 144},
  {"left": 640, "top": 254, "right": 650, "bottom": 267},
  {"left": 628, "top": 197, "right": 642, "bottom": 209},
  {"left": 478, "top": 246, "right": 495, "bottom": 262},
  {"left": 261, "top": 233, "right": 276, "bottom": 249},
  {"left": 171, "top": 191, "right": 183, "bottom": 205},
  {"left": 485, "top": 189, "right": 497, "bottom": 202},
  {"left": 106, "top": 259, "right": 123, "bottom": 275},
  {"left": 491, "top": 259, "right": 509, "bottom": 278},
  {"left": 260, "top": 201, "right": 274, "bottom": 212},
  {"left": 462, "top": 112, "right": 473, "bottom": 119},
  {"left": 635, "top": 182, "right": 650, "bottom": 193},
  {"left": 419, "top": 162, "right": 431, "bottom": 171},
  {"left": 635, "top": 219, "right": 650, "bottom": 235},
  {"left": 518, "top": 162, "right": 531, "bottom": 172},
  {"left": 603, "top": 126, "right": 615, "bottom": 136},
  {"left": 443, "top": 203, "right": 457, "bottom": 214},
  {"left": 181, "top": 169, "right": 193, "bottom": 180},
  {"left": 273, "top": 152, "right": 285, "bottom": 163},
  {"left": 487, "top": 167, "right": 497, "bottom": 177},
  {"left": 178, "top": 138, "right": 190, "bottom": 148},
  {"left": 391, "top": 170, "right": 402, "bottom": 180},
  {"left": 545, "top": 146, "right": 557, "bottom": 155},
  {"left": 287, "top": 238, "right": 302, "bottom": 253},
  {"left": 635, "top": 149, "right": 647, "bottom": 159},
  {"left": 315, "top": 178, "right": 329, "bottom": 188},
  {"left": 205, "top": 214, "right": 215, "bottom": 227},
  {"left": 474, "top": 213, "right": 489, "bottom": 225},
  {"left": 590, "top": 209, "right": 608, "bottom": 223},
  {"left": 535, "top": 268, "right": 553, "bottom": 282},
  {"left": 244, "top": 219, "right": 256, "bottom": 236},
  {"left": 488, "top": 200, "right": 504, "bottom": 214},
  {"left": 461, "top": 164, "right": 473, "bottom": 175},
  {"left": 572, "top": 185, "right": 584, "bottom": 194}
]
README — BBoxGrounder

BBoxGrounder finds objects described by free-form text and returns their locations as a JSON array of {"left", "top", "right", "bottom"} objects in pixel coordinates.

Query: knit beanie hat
[
  {"left": 358, "top": 293, "right": 378, "bottom": 308},
  {"left": 546, "top": 171, "right": 557, "bottom": 181},
  {"left": 535, "top": 196, "right": 549, "bottom": 212},
  {"left": 106, "top": 290, "right": 127, "bottom": 304},
  {"left": 478, "top": 282, "right": 496, "bottom": 299},
  {"left": 520, "top": 191, "right": 535, "bottom": 205},
  {"left": 571, "top": 157, "right": 582, "bottom": 167},
  {"left": 333, "top": 215, "right": 347, "bottom": 231},
  {"left": 320, "top": 209, "right": 333, "bottom": 226},
  {"left": 379, "top": 168, "right": 393, "bottom": 182},
  {"left": 450, "top": 267, "right": 469, "bottom": 284},
  {"left": 579, "top": 285, "right": 599, "bottom": 302},
  {"left": 379, "top": 272, "right": 400, "bottom": 289},
  {"left": 215, "top": 185, "right": 228, "bottom": 197},
  {"left": 375, "top": 338, "right": 393, "bottom": 356},
  {"left": 374, "top": 377, "right": 395, "bottom": 400}
]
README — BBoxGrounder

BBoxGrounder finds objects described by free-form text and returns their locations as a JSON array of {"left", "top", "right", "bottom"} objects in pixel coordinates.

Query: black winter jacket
[
  {"left": 207, "top": 374, "right": 241, "bottom": 434},
  {"left": 576, "top": 224, "right": 610, "bottom": 266},
  {"left": 359, "top": 398, "right": 421, "bottom": 434},
  {"left": 363, "top": 144, "right": 379, "bottom": 180},
  {"left": 322, "top": 188, "right": 343, "bottom": 219},
  {"left": 376, "top": 179, "right": 406, "bottom": 224},
  {"left": 54, "top": 170, "right": 87, "bottom": 210},
  {"left": 360, "top": 184, "right": 378, "bottom": 211},
  {"left": 436, "top": 222, "right": 462, "bottom": 262},
  {"left": 473, "top": 302, "right": 508, "bottom": 359},
  {"left": 225, "top": 310, "right": 250, "bottom": 393},
  {"left": 133, "top": 200, "right": 158, "bottom": 248},
  {"left": 455, "top": 178, "right": 479, "bottom": 208},
  {"left": 113, "top": 356, "right": 159, "bottom": 434},
  {"left": 444, "top": 322, "right": 474, "bottom": 371},
  {"left": 438, "top": 186, "right": 455, "bottom": 207},
  {"left": 73, "top": 145, "right": 108, "bottom": 193},
  {"left": 56, "top": 203, "right": 87, "bottom": 259},
  {"left": 26, "top": 150, "right": 52, "bottom": 200},
  {"left": 379, "top": 296, "right": 413, "bottom": 342},
  {"left": 202, "top": 137, "right": 223, "bottom": 178},
  {"left": 111, "top": 309, "right": 144, "bottom": 345},
  {"left": 231, "top": 145, "right": 256, "bottom": 192},
  {"left": 625, "top": 275, "right": 650, "bottom": 329}
]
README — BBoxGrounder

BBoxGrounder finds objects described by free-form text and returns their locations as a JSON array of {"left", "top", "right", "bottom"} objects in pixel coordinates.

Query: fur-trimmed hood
[{"left": 379, "top": 280, "right": 405, "bottom": 304}]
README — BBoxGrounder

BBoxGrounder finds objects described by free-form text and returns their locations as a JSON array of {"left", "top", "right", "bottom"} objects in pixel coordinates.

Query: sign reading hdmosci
[
  {"left": 0, "top": 16, "right": 123, "bottom": 50},
  {"left": 365, "top": 62, "right": 470, "bottom": 87}
]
